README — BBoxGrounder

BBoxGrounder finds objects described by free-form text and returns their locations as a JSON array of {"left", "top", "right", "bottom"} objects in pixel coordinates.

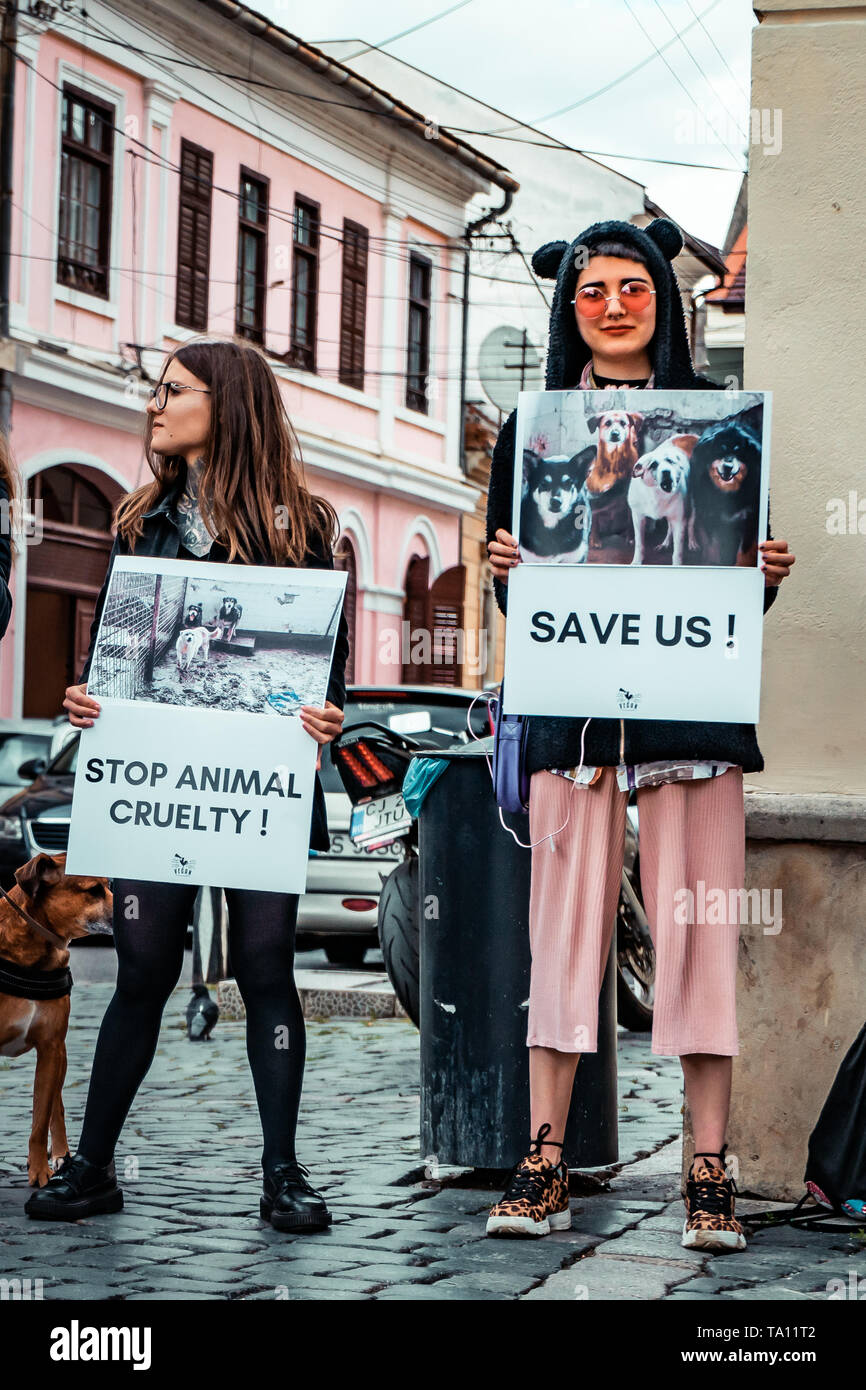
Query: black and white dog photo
[{"left": 520, "top": 448, "right": 594, "bottom": 561}]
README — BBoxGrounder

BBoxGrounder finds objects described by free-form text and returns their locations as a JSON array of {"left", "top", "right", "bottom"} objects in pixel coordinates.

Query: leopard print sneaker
[
  {"left": 682, "top": 1151, "right": 747, "bottom": 1253},
  {"left": 486, "top": 1123, "right": 571, "bottom": 1238}
]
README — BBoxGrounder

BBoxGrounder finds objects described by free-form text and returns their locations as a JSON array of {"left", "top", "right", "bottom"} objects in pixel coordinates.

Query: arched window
[
  {"left": 402, "top": 553, "right": 465, "bottom": 687},
  {"left": 333, "top": 536, "right": 357, "bottom": 684},
  {"left": 402, "top": 553, "right": 429, "bottom": 684},
  {"left": 23, "top": 465, "right": 121, "bottom": 717},
  {"left": 28, "top": 467, "right": 114, "bottom": 531}
]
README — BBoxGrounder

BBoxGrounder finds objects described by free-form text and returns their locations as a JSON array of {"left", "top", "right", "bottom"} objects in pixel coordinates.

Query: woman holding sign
[
  {"left": 27, "top": 339, "right": 348, "bottom": 1233},
  {"left": 485, "top": 218, "right": 794, "bottom": 1252}
]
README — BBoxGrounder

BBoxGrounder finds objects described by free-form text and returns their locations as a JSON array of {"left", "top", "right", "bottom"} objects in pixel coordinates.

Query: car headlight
[{"left": 0, "top": 815, "right": 24, "bottom": 841}]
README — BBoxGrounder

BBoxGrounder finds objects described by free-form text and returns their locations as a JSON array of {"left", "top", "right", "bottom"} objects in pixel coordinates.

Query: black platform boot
[
  {"left": 24, "top": 1152, "right": 123, "bottom": 1221},
  {"left": 260, "top": 1159, "right": 331, "bottom": 1233}
]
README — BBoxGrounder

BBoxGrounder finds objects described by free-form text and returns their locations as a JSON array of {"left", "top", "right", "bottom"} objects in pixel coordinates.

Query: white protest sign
[
  {"left": 503, "top": 386, "right": 771, "bottom": 723},
  {"left": 64, "top": 557, "right": 346, "bottom": 892},
  {"left": 503, "top": 563, "right": 764, "bottom": 723}
]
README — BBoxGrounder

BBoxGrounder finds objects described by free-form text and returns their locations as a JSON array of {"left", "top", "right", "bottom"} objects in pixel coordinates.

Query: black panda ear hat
[{"left": 531, "top": 217, "right": 699, "bottom": 391}]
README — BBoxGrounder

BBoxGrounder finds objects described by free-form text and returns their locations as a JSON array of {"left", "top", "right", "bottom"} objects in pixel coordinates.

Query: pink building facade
[{"left": 2, "top": 1, "right": 516, "bottom": 718}]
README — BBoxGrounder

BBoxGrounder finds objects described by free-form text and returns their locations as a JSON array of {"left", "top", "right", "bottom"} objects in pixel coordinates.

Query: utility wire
[
  {"left": 1, "top": 36, "right": 486, "bottom": 263},
  {"left": 44, "top": 8, "right": 743, "bottom": 172},
  {"left": 481, "top": 0, "right": 725, "bottom": 133},
  {"left": 338, "top": 0, "right": 478, "bottom": 62},
  {"left": 621, "top": 0, "right": 743, "bottom": 165},
  {"left": 446, "top": 129, "right": 744, "bottom": 172},
  {"left": 649, "top": 0, "right": 748, "bottom": 143},
  {"left": 682, "top": 0, "right": 751, "bottom": 103}
]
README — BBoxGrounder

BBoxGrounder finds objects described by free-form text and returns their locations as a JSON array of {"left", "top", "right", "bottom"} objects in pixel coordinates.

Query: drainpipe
[{"left": 458, "top": 189, "right": 513, "bottom": 479}]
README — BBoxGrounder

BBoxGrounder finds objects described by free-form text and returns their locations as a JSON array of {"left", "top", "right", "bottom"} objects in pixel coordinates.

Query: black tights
[{"left": 78, "top": 880, "right": 304, "bottom": 1173}]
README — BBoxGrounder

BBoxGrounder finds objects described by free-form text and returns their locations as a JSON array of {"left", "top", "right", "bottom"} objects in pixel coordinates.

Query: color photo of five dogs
[{"left": 514, "top": 390, "right": 769, "bottom": 569}]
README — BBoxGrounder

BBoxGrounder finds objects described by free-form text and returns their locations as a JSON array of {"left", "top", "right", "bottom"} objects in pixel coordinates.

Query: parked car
[
  {"left": 0, "top": 718, "right": 56, "bottom": 804},
  {"left": 0, "top": 730, "right": 76, "bottom": 887}
]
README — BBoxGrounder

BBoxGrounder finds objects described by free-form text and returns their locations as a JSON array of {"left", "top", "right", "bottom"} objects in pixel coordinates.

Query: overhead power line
[
  {"left": 45, "top": 7, "right": 744, "bottom": 173},
  {"left": 682, "top": 0, "right": 751, "bottom": 104},
  {"left": 621, "top": 0, "right": 743, "bottom": 166},
  {"left": 649, "top": 0, "right": 748, "bottom": 143},
  {"left": 481, "top": 0, "right": 726, "bottom": 133},
  {"left": 337, "top": 0, "right": 478, "bottom": 62}
]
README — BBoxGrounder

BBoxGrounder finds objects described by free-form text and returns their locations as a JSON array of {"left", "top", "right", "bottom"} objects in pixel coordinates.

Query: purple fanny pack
[{"left": 490, "top": 687, "right": 531, "bottom": 813}]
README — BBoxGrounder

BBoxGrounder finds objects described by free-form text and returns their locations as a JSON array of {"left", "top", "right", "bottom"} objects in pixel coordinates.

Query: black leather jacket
[{"left": 77, "top": 475, "right": 350, "bottom": 853}]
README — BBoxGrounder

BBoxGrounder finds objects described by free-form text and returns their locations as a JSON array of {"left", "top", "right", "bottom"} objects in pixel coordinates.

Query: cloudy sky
[{"left": 259, "top": 0, "right": 756, "bottom": 251}]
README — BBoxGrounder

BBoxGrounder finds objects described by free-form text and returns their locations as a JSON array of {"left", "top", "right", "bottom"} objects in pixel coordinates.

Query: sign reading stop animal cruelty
[
  {"left": 64, "top": 557, "right": 346, "bottom": 892},
  {"left": 502, "top": 387, "right": 771, "bottom": 722}
]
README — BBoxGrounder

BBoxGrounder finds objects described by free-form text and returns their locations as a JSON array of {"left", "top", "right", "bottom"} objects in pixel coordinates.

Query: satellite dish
[{"left": 478, "top": 325, "right": 543, "bottom": 413}]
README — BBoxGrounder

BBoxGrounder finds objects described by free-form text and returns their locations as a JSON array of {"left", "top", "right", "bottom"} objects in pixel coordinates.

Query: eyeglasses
[
  {"left": 147, "top": 381, "right": 212, "bottom": 411},
  {"left": 571, "top": 282, "right": 656, "bottom": 318}
]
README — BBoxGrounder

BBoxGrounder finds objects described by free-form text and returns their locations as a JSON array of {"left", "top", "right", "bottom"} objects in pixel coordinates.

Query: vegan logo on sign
[
  {"left": 617, "top": 686, "right": 641, "bottom": 712},
  {"left": 172, "top": 852, "right": 195, "bottom": 878}
]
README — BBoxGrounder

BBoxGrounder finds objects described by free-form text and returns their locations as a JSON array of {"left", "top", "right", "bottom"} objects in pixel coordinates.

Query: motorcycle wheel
[
  {"left": 377, "top": 856, "right": 420, "bottom": 1027},
  {"left": 616, "top": 862, "right": 656, "bottom": 1031}
]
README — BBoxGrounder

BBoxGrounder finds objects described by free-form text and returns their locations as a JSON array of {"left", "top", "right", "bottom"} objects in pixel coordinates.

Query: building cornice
[{"left": 9, "top": 340, "right": 481, "bottom": 516}]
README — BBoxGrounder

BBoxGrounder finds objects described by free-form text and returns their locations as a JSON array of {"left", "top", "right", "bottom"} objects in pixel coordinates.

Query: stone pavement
[{"left": 2, "top": 983, "right": 864, "bottom": 1301}]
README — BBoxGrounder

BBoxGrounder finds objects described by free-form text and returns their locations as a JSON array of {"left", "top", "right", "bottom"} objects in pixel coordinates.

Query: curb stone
[{"left": 218, "top": 969, "right": 409, "bottom": 1021}]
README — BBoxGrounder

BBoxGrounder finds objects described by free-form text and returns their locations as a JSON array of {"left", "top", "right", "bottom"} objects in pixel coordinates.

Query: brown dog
[
  {"left": 584, "top": 410, "right": 644, "bottom": 552},
  {"left": 585, "top": 410, "right": 644, "bottom": 495},
  {"left": 0, "top": 852, "right": 112, "bottom": 1186}
]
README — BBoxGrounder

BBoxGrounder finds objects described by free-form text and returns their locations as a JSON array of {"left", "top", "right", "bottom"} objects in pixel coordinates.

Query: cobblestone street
[{"left": 2, "top": 982, "right": 864, "bottom": 1302}]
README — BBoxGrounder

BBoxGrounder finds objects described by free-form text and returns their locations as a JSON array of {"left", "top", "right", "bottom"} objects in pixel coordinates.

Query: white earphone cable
[{"left": 466, "top": 693, "right": 592, "bottom": 852}]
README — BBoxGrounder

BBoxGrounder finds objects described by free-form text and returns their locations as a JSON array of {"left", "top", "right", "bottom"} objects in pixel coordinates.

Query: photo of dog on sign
[
  {"left": 87, "top": 561, "right": 345, "bottom": 717},
  {"left": 514, "top": 389, "right": 769, "bottom": 568}
]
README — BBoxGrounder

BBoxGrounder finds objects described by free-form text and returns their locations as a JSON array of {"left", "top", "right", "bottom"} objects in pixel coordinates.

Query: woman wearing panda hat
[{"left": 485, "top": 217, "right": 794, "bottom": 1252}]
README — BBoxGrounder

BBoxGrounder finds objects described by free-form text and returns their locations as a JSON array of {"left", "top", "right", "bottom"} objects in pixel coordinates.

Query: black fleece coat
[
  {"left": 485, "top": 217, "right": 778, "bottom": 776},
  {"left": 76, "top": 471, "right": 350, "bottom": 852}
]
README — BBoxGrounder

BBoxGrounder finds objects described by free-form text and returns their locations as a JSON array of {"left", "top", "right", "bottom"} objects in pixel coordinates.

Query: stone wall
[{"left": 683, "top": 792, "right": 866, "bottom": 1200}]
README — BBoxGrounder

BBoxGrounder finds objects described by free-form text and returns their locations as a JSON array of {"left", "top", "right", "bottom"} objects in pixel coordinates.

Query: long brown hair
[{"left": 116, "top": 337, "right": 339, "bottom": 563}]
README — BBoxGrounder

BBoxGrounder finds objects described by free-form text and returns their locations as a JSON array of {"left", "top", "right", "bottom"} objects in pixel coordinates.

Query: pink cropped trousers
[{"left": 526, "top": 766, "right": 744, "bottom": 1057}]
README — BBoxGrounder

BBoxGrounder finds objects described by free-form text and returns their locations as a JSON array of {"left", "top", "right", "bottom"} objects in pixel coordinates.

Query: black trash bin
[{"left": 417, "top": 743, "right": 618, "bottom": 1171}]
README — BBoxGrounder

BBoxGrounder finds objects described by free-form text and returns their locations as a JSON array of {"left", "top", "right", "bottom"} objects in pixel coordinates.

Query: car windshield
[
  {"left": 0, "top": 732, "right": 53, "bottom": 785},
  {"left": 319, "top": 692, "right": 492, "bottom": 793},
  {"left": 45, "top": 736, "right": 79, "bottom": 776}
]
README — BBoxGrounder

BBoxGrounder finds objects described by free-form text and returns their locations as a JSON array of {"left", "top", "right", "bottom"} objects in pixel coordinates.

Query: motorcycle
[{"left": 331, "top": 716, "right": 655, "bottom": 1031}]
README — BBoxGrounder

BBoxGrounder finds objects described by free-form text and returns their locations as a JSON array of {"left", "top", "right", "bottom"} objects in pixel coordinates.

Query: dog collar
[{"left": 0, "top": 953, "right": 72, "bottom": 1000}]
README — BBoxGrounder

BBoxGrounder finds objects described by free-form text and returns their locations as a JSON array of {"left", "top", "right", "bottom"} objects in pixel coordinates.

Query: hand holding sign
[
  {"left": 759, "top": 538, "right": 795, "bottom": 587},
  {"left": 299, "top": 700, "right": 345, "bottom": 772},
  {"left": 487, "top": 528, "right": 521, "bottom": 584}
]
